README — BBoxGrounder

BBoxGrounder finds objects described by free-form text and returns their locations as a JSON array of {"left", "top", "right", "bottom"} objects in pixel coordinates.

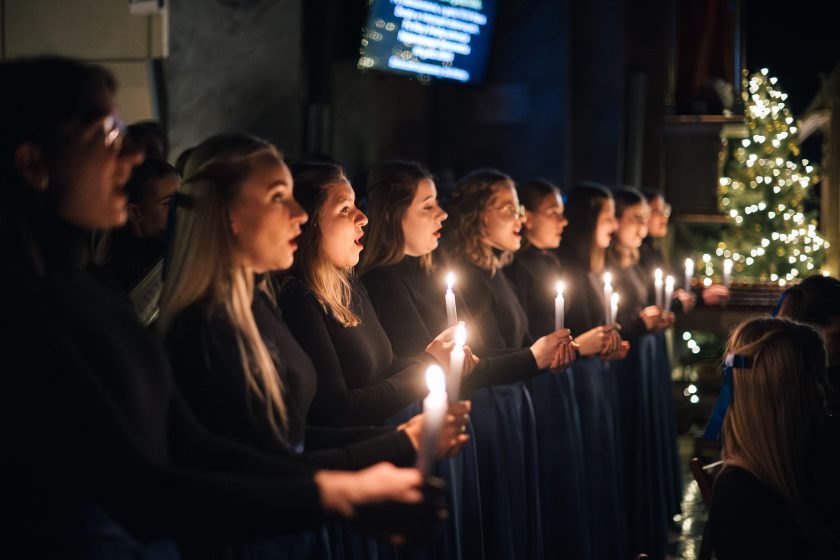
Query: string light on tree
[{"left": 715, "top": 68, "right": 827, "bottom": 281}]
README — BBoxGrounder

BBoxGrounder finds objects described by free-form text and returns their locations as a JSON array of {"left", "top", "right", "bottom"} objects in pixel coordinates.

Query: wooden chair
[{"left": 689, "top": 457, "right": 723, "bottom": 560}]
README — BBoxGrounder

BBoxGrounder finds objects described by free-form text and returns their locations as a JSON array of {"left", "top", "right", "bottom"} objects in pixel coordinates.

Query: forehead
[
  {"left": 414, "top": 177, "right": 437, "bottom": 197},
  {"left": 245, "top": 154, "right": 289, "bottom": 184},
  {"left": 490, "top": 181, "right": 517, "bottom": 203},
  {"left": 326, "top": 179, "right": 354, "bottom": 201},
  {"left": 536, "top": 190, "right": 563, "bottom": 210}
]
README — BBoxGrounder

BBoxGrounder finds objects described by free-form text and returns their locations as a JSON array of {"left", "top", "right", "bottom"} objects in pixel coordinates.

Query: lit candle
[
  {"left": 448, "top": 324, "right": 466, "bottom": 404},
  {"left": 723, "top": 259, "right": 733, "bottom": 288},
  {"left": 610, "top": 292, "right": 620, "bottom": 325},
  {"left": 445, "top": 272, "right": 458, "bottom": 326},
  {"left": 555, "top": 281, "right": 565, "bottom": 331},
  {"left": 665, "top": 275, "right": 674, "bottom": 310},
  {"left": 684, "top": 258, "right": 694, "bottom": 291},
  {"left": 603, "top": 272, "right": 613, "bottom": 325},
  {"left": 654, "top": 268, "right": 664, "bottom": 308},
  {"left": 417, "top": 365, "right": 447, "bottom": 477}
]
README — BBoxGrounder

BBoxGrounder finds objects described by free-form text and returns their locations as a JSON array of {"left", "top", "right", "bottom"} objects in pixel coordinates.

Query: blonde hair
[
  {"left": 450, "top": 169, "right": 515, "bottom": 276},
  {"left": 721, "top": 317, "right": 829, "bottom": 541},
  {"left": 288, "top": 161, "right": 359, "bottom": 327},
  {"left": 158, "top": 133, "right": 288, "bottom": 438}
]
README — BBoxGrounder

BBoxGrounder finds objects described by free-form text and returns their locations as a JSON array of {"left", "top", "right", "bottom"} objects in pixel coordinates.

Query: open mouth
[
  {"left": 354, "top": 233, "right": 364, "bottom": 248},
  {"left": 433, "top": 228, "right": 442, "bottom": 239}
]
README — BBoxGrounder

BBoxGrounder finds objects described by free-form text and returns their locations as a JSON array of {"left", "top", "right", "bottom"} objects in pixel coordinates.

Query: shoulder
[
  {"left": 166, "top": 300, "right": 233, "bottom": 352},
  {"left": 277, "top": 276, "right": 322, "bottom": 313},
  {"left": 710, "top": 466, "right": 794, "bottom": 528}
]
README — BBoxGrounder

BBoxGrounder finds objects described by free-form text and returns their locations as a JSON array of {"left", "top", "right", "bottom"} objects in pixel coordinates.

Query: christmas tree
[{"left": 715, "top": 68, "right": 827, "bottom": 285}]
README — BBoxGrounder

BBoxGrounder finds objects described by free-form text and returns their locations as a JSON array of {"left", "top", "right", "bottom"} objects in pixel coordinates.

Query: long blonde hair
[
  {"left": 158, "top": 133, "right": 288, "bottom": 437},
  {"left": 722, "top": 317, "right": 829, "bottom": 542},
  {"left": 449, "top": 169, "right": 515, "bottom": 276},
  {"left": 288, "top": 161, "right": 359, "bottom": 327}
]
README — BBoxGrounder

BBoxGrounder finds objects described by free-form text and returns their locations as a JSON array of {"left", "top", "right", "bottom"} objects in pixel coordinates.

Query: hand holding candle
[
  {"left": 417, "top": 365, "right": 447, "bottom": 477},
  {"left": 555, "top": 281, "right": 565, "bottom": 331},
  {"left": 445, "top": 272, "right": 458, "bottom": 326},
  {"left": 448, "top": 323, "right": 466, "bottom": 403}
]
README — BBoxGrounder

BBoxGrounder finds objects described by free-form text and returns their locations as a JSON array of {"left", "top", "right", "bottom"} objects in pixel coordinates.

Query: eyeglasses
[
  {"left": 101, "top": 114, "right": 127, "bottom": 153},
  {"left": 651, "top": 203, "right": 672, "bottom": 218},
  {"left": 492, "top": 204, "right": 526, "bottom": 220},
  {"left": 536, "top": 209, "right": 566, "bottom": 222}
]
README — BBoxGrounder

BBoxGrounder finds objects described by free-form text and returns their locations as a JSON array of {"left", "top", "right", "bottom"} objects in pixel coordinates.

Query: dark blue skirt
[
  {"left": 570, "top": 356, "right": 627, "bottom": 560},
  {"left": 612, "top": 333, "right": 680, "bottom": 559},
  {"left": 465, "top": 383, "right": 542, "bottom": 560},
  {"left": 526, "top": 369, "right": 591, "bottom": 559},
  {"left": 386, "top": 403, "right": 484, "bottom": 560}
]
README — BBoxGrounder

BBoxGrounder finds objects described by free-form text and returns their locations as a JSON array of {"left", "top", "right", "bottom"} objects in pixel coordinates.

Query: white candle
[
  {"left": 684, "top": 258, "right": 694, "bottom": 291},
  {"left": 654, "top": 268, "right": 664, "bottom": 308},
  {"left": 555, "top": 281, "right": 565, "bottom": 331},
  {"left": 722, "top": 259, "right": 733, "bottom": 288},
  {"left": 610, "top": 292, "right": 620, "bottom": 325},
  {"left": 665, "top": 275, "right": 674, "bottom": 310},
  {"left": 603, "top": 272, "right": 613, "bottom": 325},
  {"left": 448, "top": 324, "right": 466, "bottom": 404},
  {"left": 417, "top": 365, "right": 447, "bottom": 477},
  {"left": 445, "top": 272, "right": 458, "bottom": 326}
]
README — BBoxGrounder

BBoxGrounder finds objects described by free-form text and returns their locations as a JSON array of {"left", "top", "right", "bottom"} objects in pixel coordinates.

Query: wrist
[{"left": 316, "top": 471, "right": 355, "bottom": 518}]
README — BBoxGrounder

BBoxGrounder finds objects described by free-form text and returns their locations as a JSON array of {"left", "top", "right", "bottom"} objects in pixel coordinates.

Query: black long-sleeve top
[
  {"left": 561, "top": 258, "right": 610, "bottom": 336},
  {"left": 102, "top": 227, "right": 164, "bottom": 293},
  {"left": 2, "top": 221, "right": 325, "bottom": 547},
  {"left": 611, "top": 262, "right": 653, "bottom": 341},
  {"left": 361, "top": 256, "right": 538, "bottom": 390},
  {"left": 709, "top": 417, "right": 840, "bottom": 559},
  {"left": 276, "top": 275, "right": 434, "bottom": 427},
  {"left": 165, "top": 288, "right": 416, "bottom": 470},
  {"left": 505, "top": 245, "right": 564, "bottom": 338},
  {"left": 449, "top": 257, "right": 531, "bottom": 350},
  {"left": 638, "top": 239, "right": 667, "bottom": 277}
]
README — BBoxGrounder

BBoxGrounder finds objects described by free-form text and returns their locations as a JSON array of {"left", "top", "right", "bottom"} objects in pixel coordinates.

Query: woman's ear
[{"left": 14, "top": 143, "right": 50, "bottom": 191}]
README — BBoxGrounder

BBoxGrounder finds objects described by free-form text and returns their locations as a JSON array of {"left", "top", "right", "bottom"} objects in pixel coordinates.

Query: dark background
[{"left": 163, "top": 0, "right": 838, "bottom": 198}]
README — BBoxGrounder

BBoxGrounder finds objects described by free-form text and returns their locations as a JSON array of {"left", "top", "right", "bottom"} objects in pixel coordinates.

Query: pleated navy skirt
[
  {"left": 612, "top": 332, "right": 681, "bottom": 559},
  {"left": 570, "top": 356, "right": 627, "bottom": 560},
  {"left": 526, "top": 369, "right": 591, "bottom": 559},
  {"left": 465, "top": 383, "right": 542, "bottom": 560},
  {"left": 386, "top": 402, "right": 484, "bottom": 560}
]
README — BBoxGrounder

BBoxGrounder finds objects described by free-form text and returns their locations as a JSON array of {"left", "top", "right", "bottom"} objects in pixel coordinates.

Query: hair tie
[
  {"left": 771, "top": 287, "right": 792, "bottom": 317},
  {"left": 703, "top": 353, "right": 753, "bottom": 441}
]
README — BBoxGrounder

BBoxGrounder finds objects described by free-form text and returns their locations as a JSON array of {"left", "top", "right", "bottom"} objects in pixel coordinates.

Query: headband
[{"left": 703, "top": 353, "right": 753, "bottom": 441}]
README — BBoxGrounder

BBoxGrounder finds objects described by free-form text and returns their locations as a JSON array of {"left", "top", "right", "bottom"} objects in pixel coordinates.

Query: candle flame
[
  {"left": 723, "top": 259, "right": 733, "bottom": 272},
  {"left": 425, "top": 365, "right": 446, "bottom": 394},
  {"left": 604, "top": 271, "right": 612, "bottom": 286},
  {"left": 666, "top": 275, "right": 674, "bottom": 287},
  {"left": 685, "top": 257, "right": 694, "bottom": 268},
  {"left": 655, "top": 268, "right": 663, "bottom": 281},
  {"left": 455, "top": 323, "right": 467, "bottom": 346},
  {"left": 555, "top": 280, "right": 565, "bottom": 297},
  {"left": 446, "top": 272, "right": 455, "bottom": 290}
]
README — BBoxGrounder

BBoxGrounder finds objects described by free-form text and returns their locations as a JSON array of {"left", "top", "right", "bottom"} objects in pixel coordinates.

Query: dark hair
[
  {"left": 612, "top": 186, "right": 646, "bottom": 219},
  {"left": 125, "top": 157, "right": 179, "bottom": 205},
  {"left": 558, "top": 182, "right": 613, "bottom": 271},
  {"left": 642, "top": 187, "right": 663, "bottom": 202},
  {"left": 359, "top": 160, "right": 434, "bottom": 275},
  {"left": 125, "top": 120, "right": 168, "bottom": 160},
  {"left": 517, "top": 178, "right": 561, "bottom": 212},
  {"left": 449, "top": 168, "right": 514, "bottom": 274},
  {"left": 0, "top": 57, "right": 116, "bottom": 269},
  {"left": 779, "top": 275, "right": 840, "bottom": 327}
]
